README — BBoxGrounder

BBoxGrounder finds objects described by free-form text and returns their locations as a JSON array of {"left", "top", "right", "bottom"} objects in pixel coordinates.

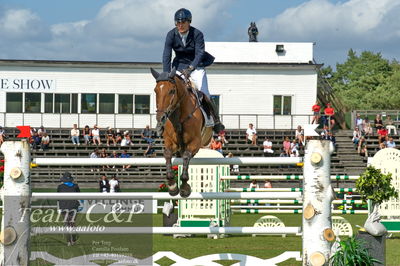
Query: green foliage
[
  {"left": 321, "top": 50, "right": 400, "bottom": 110},
  {"left": 356, "top": 166, "right": 399, "bottom": 204},
  {"left": 330, "top": 236, "right": 380, "bottom": 266}
]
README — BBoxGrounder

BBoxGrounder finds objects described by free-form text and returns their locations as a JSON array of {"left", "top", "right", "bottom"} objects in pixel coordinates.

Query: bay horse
[{"left": 151, "top": 67, "right": 213, "bottom": 197}]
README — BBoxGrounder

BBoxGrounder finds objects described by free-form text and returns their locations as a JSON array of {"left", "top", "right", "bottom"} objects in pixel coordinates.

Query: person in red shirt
[
  {"left": 211, "top": 138, "right": 223, "bottom": 154},
  {"left": 311, "top": 101, "right": 321, "bottom": 124},
  {"left": 377, "top": 128, "right": 388, "bottom": 144},
  {"left": 324, "top": 103, "right": 335, "bottom": 130}
]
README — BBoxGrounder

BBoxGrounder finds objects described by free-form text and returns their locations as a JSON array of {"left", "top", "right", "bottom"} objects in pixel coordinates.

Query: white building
[{"left": 0, "top": 42, "right": 319, "bottom": 129}]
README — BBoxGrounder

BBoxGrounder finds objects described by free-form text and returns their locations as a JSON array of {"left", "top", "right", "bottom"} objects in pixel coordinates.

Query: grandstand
[{"left": 2, "top": 126, "right": 391, "bottom": 189}]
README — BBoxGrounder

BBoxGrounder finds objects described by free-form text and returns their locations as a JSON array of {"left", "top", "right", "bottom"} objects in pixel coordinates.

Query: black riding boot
[{"left": 204, "top": 96, "right": 225, "bottom": 134}]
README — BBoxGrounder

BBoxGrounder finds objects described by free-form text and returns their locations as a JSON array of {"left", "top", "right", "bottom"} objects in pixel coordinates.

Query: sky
[{"left": 0, "top": 0, "right": 399, "bottom": 68}]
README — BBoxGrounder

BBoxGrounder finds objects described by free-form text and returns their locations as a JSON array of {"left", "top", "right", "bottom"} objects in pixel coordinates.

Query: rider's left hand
[{"left": 182, "top": 66, "right": 194, "bottom": 79}]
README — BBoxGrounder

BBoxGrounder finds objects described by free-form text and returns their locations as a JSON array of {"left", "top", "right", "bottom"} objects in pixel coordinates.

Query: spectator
[
  {"left": 41, "top": 133, "right": 50, "bottom": 151},
  {"left": 141, "top": 125, "right": 154, "bottom": 144},
  {"left": 355, "top": 114, "right": 363, "bottom": 132},
  {"left": 249, "top": 180, "right": 259, "bottom": 189},
  {"left": 106, "top": 127, "right": 117, "bottom": 147},
  {"left": 37, "top": 126, "right": 46, "bottom": 137},
  {"left": 82, "top": 125, "right": 91, "bottom": 145},
  {"left": 90, "top": 148, "right": 99, "bottom": 158},
  {"left": 357, "top": 136, "right": 366, "bottom": 154},
  {"left": 359, "top": 144, "right": 368, "bottom": 158},
  {"left": 57, "top": 172, "right": 80, "bottom": 246},
  {"left": 217, "top": 130, "right": 229, "bottom": 146},
  {"left": 311, "top": 101, "right": 321, "bottom": 124},
  {"left": 295, "top": 125, "right": 304, "bottom": 146},
  {"left": 326, "top": 131, "right": 336, "bottom": 147},
  {"left": 377, "top": 127, "right": 388, "bottom": 144},
  {"left": 100, "top": 148, "right": 110, "bottom": 170},
  {"left": 379, "top": 142, "right": 386, "bottom": 150},
  {"left": 92, "top": 125, "right": 101, "bottom": 145},
  {"left": 374, "top": 114, "right": 383, "bottom": 133},
  {"left": 386, "top": 137, "right": 396, "bottom": 148},
  {"left": 246, "top": 123, "right": 257, "bottom": 146},
  {"left": 264, "top": 179, "right": 272, "bottom": 188},
  {"left": 121, "top": 133, "right": 133, "bottom": 147},
  {"left": 31, "top": 131, "right": 42, "bottom": 150},
  {"left": 109, "top": 150, "right": 119, "bottom": 170},
  {"left": 120, "top": 150, "right": 131, "bottom": 170},
  {"left": 99, "top": 175, "right": 110, "bottom": 193},
  {"left": 109, "top": 175, "right": 120, "bottom": 193},
  {"left": 226, "top": 152, "right": 239, "bottom": 174},
  {"left": 385, "top": 115, "right": 397, "bottom": 135},
  {"left": 324, "top": 103, "right": 335, "bottom": 130},
  {"left": 283, "top": 137, "right": 291, "bottom": 156},
  {"left": 115, "top": 129, "right": 123, "bottom": 144},
  {"left": 263, "top": 137, "right": 274, "bottom": 156},
  {"left": 362, "top": 118, "right": 373, "bottom": 137},
  {"left": 211, "top": 138, "right": 223, "bottom": 154},
  {"left": 291, "top": 139, "right": 299, "bottom": 155},
  {"left": 352, "top": 127, "right": 362, "bottom": 146},
  {"left": 291, "top": 149, "right": 299, "bottom": 157},
  {"left": 0, "top": 126, "right": 5, "bottom": 146},
  {"left": 70, "top": 124, "right": 80, "bottom": 145},
  {"left": 320, "top": 125, "right": 329, "bottom": 139},
  {"left": 144, "top": 143, "right": 156, "bottom": 157}
]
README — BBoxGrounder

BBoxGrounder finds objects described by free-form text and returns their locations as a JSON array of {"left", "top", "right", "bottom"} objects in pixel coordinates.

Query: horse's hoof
[
  {"left": 179, "top": 183, "right": 191, "bottom": 198},
  {"left": 168, "top": 184, "right": 180, "bottom": 196}
]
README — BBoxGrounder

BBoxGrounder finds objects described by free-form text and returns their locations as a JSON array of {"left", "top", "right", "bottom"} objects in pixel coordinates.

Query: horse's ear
[
  {"left": 169, "top": 67, "right": 176, "bottom": 79},
  {"left": 150, "top": 68, "right": 160, "bottom": 80}
]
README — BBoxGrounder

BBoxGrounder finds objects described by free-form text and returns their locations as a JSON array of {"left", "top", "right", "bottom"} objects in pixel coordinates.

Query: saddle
[{"left": 187, "top": 87, "right": 214, "bottom": 127}]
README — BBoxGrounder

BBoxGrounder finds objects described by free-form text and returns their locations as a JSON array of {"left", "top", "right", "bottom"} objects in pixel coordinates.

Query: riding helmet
[{"left": 174, "top": 8, "right": 192, "bottom": 23}]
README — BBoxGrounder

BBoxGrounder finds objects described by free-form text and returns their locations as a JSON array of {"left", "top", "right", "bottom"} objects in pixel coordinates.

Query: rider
[{"left": 162, "top": 8, "right": 225, "bottom": 134}]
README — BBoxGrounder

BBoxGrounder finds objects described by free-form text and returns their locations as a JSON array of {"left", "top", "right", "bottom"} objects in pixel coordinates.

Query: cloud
[
  {"left": 0, "top": 0, "right": 232, "bottom": 62},
  {"left": 256, "top": 0, "right": 400, "bottom": 66}
]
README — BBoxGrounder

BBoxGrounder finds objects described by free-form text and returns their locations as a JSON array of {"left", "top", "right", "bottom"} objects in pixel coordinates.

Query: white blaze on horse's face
[{"left": 154, "top": 81, "right": 177, "bottom": 122}]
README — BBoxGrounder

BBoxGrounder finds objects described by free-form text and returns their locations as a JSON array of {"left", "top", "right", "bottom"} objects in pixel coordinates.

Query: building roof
[{"left": 205, "top": 42, "right": 314, "bottom": 64}]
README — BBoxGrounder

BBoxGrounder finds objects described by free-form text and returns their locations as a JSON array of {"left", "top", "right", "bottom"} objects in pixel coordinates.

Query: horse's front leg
[
  {"left": 179, "top": 150, "right": 193, "bottom": 198},
  {"left": 165, "top": 148, "right": 179, "bottom": 196}
]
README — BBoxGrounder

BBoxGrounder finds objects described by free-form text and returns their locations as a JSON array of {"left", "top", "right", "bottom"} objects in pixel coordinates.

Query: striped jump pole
[
  {"left": 232, "top": 209, "right": 369, "bottom": 214},
  {"left": 225, "top": 188, "right": 357, "bottom": 193},
  {"left": 220, "top": 175, "right": 359, "bottom": 180},
  {"left": 32, "top": 226, "right": 301, "bottom": 235},
  {"left": 230, "top": 199, "right": 363, "bottom": 205},
  {"left": 32, "top": 157, "right": 303, "bottom": 166}
]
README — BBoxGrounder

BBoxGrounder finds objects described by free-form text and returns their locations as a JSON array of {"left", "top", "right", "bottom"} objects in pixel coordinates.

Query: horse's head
[{"left": 151, "top": 67, "right": 179, "bottom": 134}]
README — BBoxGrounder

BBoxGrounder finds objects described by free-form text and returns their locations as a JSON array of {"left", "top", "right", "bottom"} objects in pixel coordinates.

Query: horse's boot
[
  {"left": 179, "top": 181, "right": 191, "bottom": 198},
  {"left": 204, "top": 96, "right": 225, "bottom": 134},
  {"left": 168, "top": 182, "right": 179, "bottom": 196}
]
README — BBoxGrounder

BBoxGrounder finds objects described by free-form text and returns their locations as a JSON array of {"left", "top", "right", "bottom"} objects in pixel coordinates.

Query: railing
[
  {"left": 351, "top": 110, "right": 400, "bottom": 129},
  {"left": 0, "top": 112, "right": 318, "bottom": 130}
]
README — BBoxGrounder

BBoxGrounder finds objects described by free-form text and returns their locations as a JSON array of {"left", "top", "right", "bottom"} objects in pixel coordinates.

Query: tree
[{"left": 320, "top": 50, "right": 400, "bottom": 110}]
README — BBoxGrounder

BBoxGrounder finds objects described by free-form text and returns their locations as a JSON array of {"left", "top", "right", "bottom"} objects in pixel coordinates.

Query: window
[
  {"left": 6, "top": 93, "right": 23, "bottom": 113},
  {"left": 44, "top": 94, "right": 53, "bottom": 113},
  {"left": 273, "top": 95, "right": 292, "bottom": 115},
  {"left": 99, "top": 94, "right": 115, "bottom": 114},
  {"left": 25, "top": 93, "right": 41, "bottom": 113},
  {"left": 55, "top": 94, "right": 70, "bottom": 113},
  {"left": 211, "top": 95, "right": 220, "bottom": 113},
  {"left": 135, "top": 95, "right": 150, "bottom": 114},
  {"left": 71, "top": 94, "right": 78, "bottom": 113},
  {"left": 119, "top": 94, "right": 133, "bottom": 114},
  {"left": 81, "top": 93, "right": 97, "bottom": 113}
]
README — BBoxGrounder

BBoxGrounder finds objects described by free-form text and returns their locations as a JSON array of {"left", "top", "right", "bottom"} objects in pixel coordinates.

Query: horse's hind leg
[
  {"left": 165, "top": 149, "right": 179, "bottom": 196},
  {"left": 179, "top": 150, "right": 192, "bottom": 198}
]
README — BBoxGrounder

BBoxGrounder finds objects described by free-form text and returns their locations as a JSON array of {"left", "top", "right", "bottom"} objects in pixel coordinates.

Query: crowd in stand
[{"left": 352, "top": 113, "right": 398, "bottom": 158}]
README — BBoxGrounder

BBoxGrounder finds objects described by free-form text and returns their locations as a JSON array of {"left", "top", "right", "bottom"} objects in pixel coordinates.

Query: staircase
[{"left": 335, "top": 130, "right": 367, "bottom": 175}]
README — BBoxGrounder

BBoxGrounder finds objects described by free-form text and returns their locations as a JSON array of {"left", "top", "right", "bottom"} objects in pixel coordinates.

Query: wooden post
[
  {"left": 0, "top": 140, "right": 31, "bottom": 265},
  {"left": 302, "top": 140, "right": 335, "bottom": 266}
]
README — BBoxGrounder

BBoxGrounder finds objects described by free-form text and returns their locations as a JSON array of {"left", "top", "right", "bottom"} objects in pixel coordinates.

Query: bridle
[{"left": 155, "top": 75, "right": 189, "bottom": 127}]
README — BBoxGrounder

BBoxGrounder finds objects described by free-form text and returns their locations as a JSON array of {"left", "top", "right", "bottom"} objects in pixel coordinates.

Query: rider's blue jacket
[{"left": 162, "top": 26, "right": 214, "bottom": 73}]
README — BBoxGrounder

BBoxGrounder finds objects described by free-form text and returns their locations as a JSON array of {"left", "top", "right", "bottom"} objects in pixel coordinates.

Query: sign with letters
[{"left": 0, "top": 77, "right": 56, "bottom": 91}]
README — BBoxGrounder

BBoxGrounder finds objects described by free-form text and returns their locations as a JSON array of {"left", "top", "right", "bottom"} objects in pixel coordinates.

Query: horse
[{"left": 150, "top": 67, "right": 213, "bottom": 197}]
